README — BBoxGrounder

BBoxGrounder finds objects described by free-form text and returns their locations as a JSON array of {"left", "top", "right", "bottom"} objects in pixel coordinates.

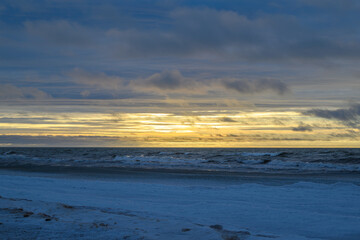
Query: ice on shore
[{"left": 1, "top": 171, "right": 360, "bottom": 239}]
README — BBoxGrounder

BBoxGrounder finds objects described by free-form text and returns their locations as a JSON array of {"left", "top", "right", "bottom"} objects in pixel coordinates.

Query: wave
[
  {"left": 240, "top": 152, "right": 287, "bottom": 157},
  {"left": 0, "top": 148, "right": 360, "bottom": 174}
]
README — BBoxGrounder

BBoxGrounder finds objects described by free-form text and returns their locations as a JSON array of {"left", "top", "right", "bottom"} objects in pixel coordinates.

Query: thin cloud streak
[
  {"left": 304, "top": 104, "right": 360, "bottom": 121},
  {"left": 0, "top": 84, "right": 50, "bottom": 100},
  {"left": 222, "top": 79, "right": 290, "bottom": 95},
  {"left": 68, "top": 68, "right": 126, "bottom": 90}
]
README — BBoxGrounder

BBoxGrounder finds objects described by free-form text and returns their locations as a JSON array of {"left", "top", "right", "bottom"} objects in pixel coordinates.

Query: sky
[{"left": 0, "top": 0, "right": 360, "bottom": 147}]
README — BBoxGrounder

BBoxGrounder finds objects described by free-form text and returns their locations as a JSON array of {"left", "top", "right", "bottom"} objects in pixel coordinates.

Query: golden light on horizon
[{"left": 0, "top": 110, "right": 358, "bottom": 147}]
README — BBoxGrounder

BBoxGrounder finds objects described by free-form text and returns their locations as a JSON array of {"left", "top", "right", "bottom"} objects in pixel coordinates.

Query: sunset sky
[{"left": 1, "top": 0, "right": 360, "bottom": 147}]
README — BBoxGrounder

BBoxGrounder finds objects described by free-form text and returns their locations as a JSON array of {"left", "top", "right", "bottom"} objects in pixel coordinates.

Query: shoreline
[{"left": 1, "top": 165, "right": 360, "bottom": 186}]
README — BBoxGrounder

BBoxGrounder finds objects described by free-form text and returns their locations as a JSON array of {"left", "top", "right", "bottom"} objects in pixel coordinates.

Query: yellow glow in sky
[{"left": 0, "top": 109, "right": 358, "bottom": 147}]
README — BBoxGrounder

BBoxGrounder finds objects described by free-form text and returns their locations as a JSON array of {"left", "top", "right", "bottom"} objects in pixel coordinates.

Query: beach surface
[{"left": 1, "top": 169, "right": 360, "bottom": 240}]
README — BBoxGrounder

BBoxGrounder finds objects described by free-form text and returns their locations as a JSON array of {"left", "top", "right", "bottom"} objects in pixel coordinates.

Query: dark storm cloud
[
  {"left": 304, "top": 104, "right": 360, "bottom": 121},
  {"left": 222, "top": 79, "right": 290, "bottom": 95},
  {"left": 292, "top": 123, "right": 313, "bottom": 132}
]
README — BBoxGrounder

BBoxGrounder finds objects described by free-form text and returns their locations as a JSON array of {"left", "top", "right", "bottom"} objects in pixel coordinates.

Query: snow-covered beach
[{"left": 1, "top": 168, "right": 360, "bottom": 240}]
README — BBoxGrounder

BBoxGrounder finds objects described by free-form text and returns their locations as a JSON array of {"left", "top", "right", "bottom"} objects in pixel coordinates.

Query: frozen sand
[{"left": 1, "top": 170, "right": 360, "bottom": 240}]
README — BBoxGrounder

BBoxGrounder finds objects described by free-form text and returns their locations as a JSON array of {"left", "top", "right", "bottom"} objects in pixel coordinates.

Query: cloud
[
  {"left": 67, "top": 69, "right": 290, "bottom": 98},
  {"left": 0, "top": 135, "right": 127, "bottom": 147},
  {"left": 0, "top": 84, "right": 50, "bottom": 100},
  {"left": 3, "top": 2, "right": 360, "bottom": 68},
  {"left": 143, "top": 70, "right": 194, "bottom": 90},
  {"left": 106, "top": 8, "right": 287, "bottom": 59},
  {"left": 330, "top": 130, "right": 359, "bottom": 139},
  {"left": 103, "top": 7, "right": 360, "bottom": 62},
  {"left": 0, "top": 117, "right": 52, "bottom": 124},
  {"left": 138, "top": 70, "right": 290, "bottom": 96},
  {"left": 221, "top": 79, "right": 290, "bottom": 95},
  {"left": 292, "top": 123, "right": 313, "bottom": 132},
  {"left": 80, "top": 90, "right": 91, "bottom": 97},
  {"left": 219, "top": 117, "right": 237, "bottom": 122},
  {"left": 304, "top": 104, "right": 360, "bottom": 121},
  {"left": 68, "top": 68, "right": 125, "bottom": 90}
]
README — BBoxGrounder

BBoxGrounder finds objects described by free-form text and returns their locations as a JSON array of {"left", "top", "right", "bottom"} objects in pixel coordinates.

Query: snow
[{"left": 1, "top": 170, "right": 360, "bottom": 240}]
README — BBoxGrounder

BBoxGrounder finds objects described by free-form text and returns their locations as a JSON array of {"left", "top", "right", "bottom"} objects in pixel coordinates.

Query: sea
[{"left": 1, "top": 148, "right": 360, "bottom": 174}]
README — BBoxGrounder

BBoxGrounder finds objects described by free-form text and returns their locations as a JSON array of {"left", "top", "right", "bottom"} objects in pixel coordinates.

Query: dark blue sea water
[{"left": 0, "top": 148, "right": 359, "bottom": 174}]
